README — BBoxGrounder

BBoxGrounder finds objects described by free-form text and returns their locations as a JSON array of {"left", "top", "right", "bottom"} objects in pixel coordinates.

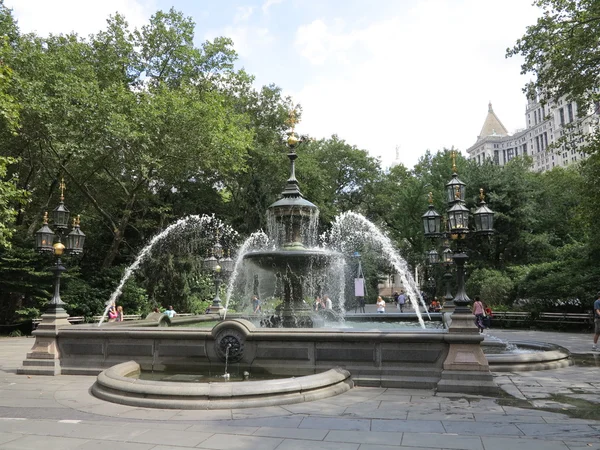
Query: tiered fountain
[{"left": 243, "top": 130, "right": 337, "bottom": 328}]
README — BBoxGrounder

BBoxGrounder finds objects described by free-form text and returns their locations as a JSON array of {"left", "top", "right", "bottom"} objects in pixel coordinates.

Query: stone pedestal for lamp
[
  {"left": 19, "top": 260, "right": 72, "bottom": 376},
  {"left": 437, "top": 252, "right": 498, "bottom": 395}
]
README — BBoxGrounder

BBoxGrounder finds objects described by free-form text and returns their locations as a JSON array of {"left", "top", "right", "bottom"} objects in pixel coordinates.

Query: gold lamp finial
[
  {"left": 428, "top": 192, "right": 433, "bottom": 204},
  {"left": 59, "top": 178, "right": 66, "bottom": 202},
  {"left": 479, "top": 188, "right": 485, "bottom": 202},
  {"left": 43, "top": 211, "right": 49, "bottom": 224},
  {"left": 451, "top": 151, "right": 457, "bottom": 173}
]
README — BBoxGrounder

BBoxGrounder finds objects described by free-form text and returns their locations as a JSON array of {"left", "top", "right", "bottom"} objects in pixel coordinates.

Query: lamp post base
[{"left": 18, "top": 308, "right": 71, "bottom": 376}]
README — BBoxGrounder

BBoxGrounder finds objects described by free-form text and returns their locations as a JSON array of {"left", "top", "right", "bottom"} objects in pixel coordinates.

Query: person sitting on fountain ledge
[
  {"left": 314, "top": 296, "right": 323, "bottom": 311},
  {"left": 164, "top": 305, "right": 176, "bottom": 318},
  {"left": 324, "top": 295, "right": 332, "bottom": 310},
  {"left": 376, "top": 296, "right": 385, "bottom": 313}
]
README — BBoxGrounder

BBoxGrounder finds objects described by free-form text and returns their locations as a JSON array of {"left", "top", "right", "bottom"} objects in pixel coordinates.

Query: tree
[{"left": 507, "top": 0, "right": 600, "bottom": 154}]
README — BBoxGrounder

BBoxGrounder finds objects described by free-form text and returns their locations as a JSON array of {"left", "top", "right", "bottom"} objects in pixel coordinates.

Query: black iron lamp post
[
  {"left": 35, "top": 179, "right": 86, "bottom": 315},
  {"left": 203, "top": 234, "right": 234, "bottom": 312},
  {"left": 421, "top": 152, "right": 494, "bottom": 319}
]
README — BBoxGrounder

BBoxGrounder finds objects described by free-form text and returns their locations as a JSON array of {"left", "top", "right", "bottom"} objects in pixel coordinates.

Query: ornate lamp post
[
  {"left": 35, "top": 179, "right": 86, "bottom": 315},
  {"left": 421, "top": 152, "right": 494, "bottom": 328},
  {"left": 204, "top": 233, "right": 234, "bottom": 313}
]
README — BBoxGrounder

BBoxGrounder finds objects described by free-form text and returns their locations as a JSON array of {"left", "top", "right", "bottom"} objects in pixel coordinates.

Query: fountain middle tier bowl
[{"left": 243, "top": 248, "right": 339, "bottom": 272}]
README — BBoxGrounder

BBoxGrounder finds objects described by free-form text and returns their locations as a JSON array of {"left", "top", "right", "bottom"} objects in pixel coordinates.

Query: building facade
[{"left": 467, "top": 97, "right": 596, "bottom": 172}]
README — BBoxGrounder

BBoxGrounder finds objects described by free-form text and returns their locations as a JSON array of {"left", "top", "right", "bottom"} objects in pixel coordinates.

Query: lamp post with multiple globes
[
  {"left": 421, "top": 152, "right": 494, "bottom": 325},
  {"left": 35, "top": 179, "right": 86, "bottom": 315},
  {"left": 203, "top": 233, "right": 234, "bottom": 313}
]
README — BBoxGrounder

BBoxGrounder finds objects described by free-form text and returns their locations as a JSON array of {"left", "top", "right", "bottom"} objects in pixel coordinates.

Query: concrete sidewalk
[{"left": 1, "top": 334, "right": 599, "bottom": 450}]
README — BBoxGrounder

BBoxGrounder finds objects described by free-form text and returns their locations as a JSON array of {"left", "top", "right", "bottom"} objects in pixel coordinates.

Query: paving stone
[
  {"left": 325, "top": 429, "right": 403, "bottom": 445},
  {"left": 442, "top": 421, "right": 523, "bottom": 436},
  {"left": 356, "top": 446, "right": 439, "bottom": 450},
  {"left": 126, "top": 429, "right": 213, "bottom": 446},
  {"left": 473, "top": 413, "right": 546, "bottom": 423},
  {"left": 195, "top": 433, "right": 282, "bottom": 450},
  {"left": 298, "top": 416, "right": 370, "bottom": 431},
  {"left": 274, "top": 439, "right": 359, "bottom": 450},
  {"left": 371, "top": 419, "right": 444, "bottom": 433},
  {"left": 406, "top": 411, "right": 475, "bottom": 421},
  {"left": 401, "top": 432, "right": 483, "bottom": 450},
  {"left": 74, "top": 441, "right": 155, "bottom": 450},
  {"left": 516, "top": 423, "right": 600, "bottom": 440},
  {"left": 481, "top": 435, "right": 569, "bottom": 450},
  {"left": 185, "top": 424, "right": 258, "bottom": 435},
  {"left": 253, "top": 426, "right": 328, "bottom": 440},
  {"left": 225, "top": 416, "right": 305, "bottom": 428},
  {"left": 564, "top": 441, "right": 600, "bottom": 450},
  {"left": 0, "top": 434, "right": 90, "bottom": 449},
  {"left": 0, "top": 433, "right": 20, "bottom": 446}
]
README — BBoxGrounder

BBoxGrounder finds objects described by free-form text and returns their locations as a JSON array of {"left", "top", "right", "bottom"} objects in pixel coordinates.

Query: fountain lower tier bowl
[
  {"left": 91, "top": 361, "right": 353, "bottom": 409},
  {"left": 483, "top": 340, "right": 571, "bottom": 372},
  {"left": 243, "top": 249, "right": 338, "bottom": 272}
]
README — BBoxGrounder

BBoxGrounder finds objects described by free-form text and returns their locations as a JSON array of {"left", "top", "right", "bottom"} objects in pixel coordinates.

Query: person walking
[
  {"left": 376, "top": 296, "right": 385, "bottom": 313},
  {"left": 472, "top": 296, "right": 485, "bottom": 333},
  {"left": 252, "top": 295, "right": 261, "bottom": 313},
  {"left": 593, "top": 291, "right": 600, "bottom": 351},
  {"left": 397, "top": 290, "right": 406, "bottom": 313}
]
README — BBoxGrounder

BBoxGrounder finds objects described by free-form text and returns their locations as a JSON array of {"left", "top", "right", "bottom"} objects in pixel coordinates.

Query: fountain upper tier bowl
[{"left": 243, "top": 248, "right": 338, "bottom": 272}]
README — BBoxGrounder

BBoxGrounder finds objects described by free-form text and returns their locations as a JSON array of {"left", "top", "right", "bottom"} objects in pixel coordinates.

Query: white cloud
[
  {"left": 262, "top": 0, "right": 283, "bottom": 14},
  {"left": 8, "top": 0, "right": 154, "bottom": 36},
  {"left": 234, "top": 6, "right": 255, "bottom": 24},
  {"left": 292, "top": 0, "right": 541, "bottom": 169},
  {"left": 217, "top": 26, "right": 273, "bottom": 58}
]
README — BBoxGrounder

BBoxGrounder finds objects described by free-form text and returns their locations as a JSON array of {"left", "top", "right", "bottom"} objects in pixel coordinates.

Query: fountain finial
[
  {"left": 286, "top": 108, "right": 300, "bottom": 148},
  {"left": 451, "top": 150, "right": 457, "bottom": 173}
]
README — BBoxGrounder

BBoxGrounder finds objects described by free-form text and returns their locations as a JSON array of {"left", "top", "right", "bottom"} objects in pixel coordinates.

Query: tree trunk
[{"left": 101, "top": 192, "right": 136, "bottom": 269}]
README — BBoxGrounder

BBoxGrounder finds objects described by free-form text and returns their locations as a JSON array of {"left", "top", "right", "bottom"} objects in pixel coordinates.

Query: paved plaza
[{"left": 1, "top": 330, "right": 599, "bottom": 450}]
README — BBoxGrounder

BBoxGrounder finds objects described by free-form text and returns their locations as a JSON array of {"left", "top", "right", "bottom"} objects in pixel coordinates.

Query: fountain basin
[
  {"left": 483, "top": 340, "right": 571, "bottom": 372},
  {"left": 91, "top": 361, "right": 352, "bottom": 409}
]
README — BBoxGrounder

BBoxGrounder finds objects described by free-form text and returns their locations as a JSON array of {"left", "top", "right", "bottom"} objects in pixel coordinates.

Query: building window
[
  {"left": 567, "top": 103, "right": 573, "bottom": 122},
  {"left": 559, "top": 108, "right": 565, "bottom": 126}
]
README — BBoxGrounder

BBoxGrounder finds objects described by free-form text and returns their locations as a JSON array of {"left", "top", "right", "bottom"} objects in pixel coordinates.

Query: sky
[{"left": 8, "top": 0, "right": 542, "bottom": 170}]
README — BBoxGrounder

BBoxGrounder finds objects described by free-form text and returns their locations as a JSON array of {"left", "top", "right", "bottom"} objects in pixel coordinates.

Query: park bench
[
  {"left": 92, "top": 314, "right": 142, "bottom": 322},
  {"left": 537, "top": 312, "right": 593, "bottom": 326},
  {"left": 491, "top": 311, "right": 530, "bottom": 322}
]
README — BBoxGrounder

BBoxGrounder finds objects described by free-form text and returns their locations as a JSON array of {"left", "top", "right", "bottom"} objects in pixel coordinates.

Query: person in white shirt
[
  {"left": 324, "top": 295, "right": 333, "bottom": 309},
  {"left": 164, "top": 305, "right": 177, "bottom": 318},
  {"left": 376, "top": 296, "right": 385, "bottom": 313}
]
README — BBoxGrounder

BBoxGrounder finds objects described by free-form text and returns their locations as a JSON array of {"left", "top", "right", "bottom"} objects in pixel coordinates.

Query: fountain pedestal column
[{"left": 280, "top": 272, "right": 313, "bottom": 328}]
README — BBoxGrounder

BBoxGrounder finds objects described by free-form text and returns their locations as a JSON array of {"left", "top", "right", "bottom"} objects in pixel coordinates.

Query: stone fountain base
[{"left": 28, "top": 318, "right": 500, "bottom": 396}]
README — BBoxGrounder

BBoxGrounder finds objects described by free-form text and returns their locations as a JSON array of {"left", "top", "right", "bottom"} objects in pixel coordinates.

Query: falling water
[
  {"left": 326, "top": 211, "right": 429, "bottom": 328},
  {"left": 223, "top": 231, "right": 269, "bottom": 320},
  {"left": 101, "top": 214, "right": 235, "bottom": 326},
  {"left": 223, "top": 343, "right": 232, "bottom": 380}
]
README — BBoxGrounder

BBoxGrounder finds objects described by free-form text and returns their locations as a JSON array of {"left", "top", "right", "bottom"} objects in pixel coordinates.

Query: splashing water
[
  {"left": 223, "top": 231, "right": 269, "bottom": 320},
  {"left": 325, "top": 211, "right": 429, "bottom": 328},
  {"left": 101, "top": 214, "right": 236, "bottom": 326}
]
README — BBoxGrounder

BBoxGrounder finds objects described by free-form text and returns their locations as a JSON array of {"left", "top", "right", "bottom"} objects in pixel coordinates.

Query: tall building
[{"left": 467, "top": 96, "right": 596, "bottom": 172}]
